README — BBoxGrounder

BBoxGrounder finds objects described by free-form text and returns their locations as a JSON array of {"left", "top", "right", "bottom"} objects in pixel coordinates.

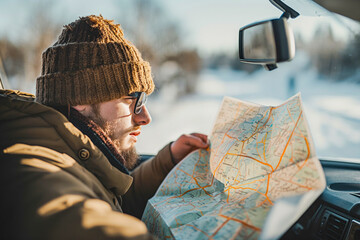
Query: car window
[
  {"left": 0, "top": 0, "right": 359, "bottom": 159},
  {"left": 136, "top": 0, "right": 360, "bottom": 160}
]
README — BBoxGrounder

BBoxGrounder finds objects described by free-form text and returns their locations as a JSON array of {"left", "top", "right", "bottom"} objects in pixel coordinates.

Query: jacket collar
[{"left": 56, "top": 106, "right": 130, "bottom": 175}]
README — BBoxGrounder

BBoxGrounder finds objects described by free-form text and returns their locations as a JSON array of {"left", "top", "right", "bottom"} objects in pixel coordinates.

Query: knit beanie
[{"left": 36, "top": 15, "right": 155, "bottom": 106}]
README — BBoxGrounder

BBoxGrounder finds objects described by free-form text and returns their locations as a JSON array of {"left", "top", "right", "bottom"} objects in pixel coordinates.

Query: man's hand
[{"left": 170, "top": 133, "right": 209, "bottom": 164}]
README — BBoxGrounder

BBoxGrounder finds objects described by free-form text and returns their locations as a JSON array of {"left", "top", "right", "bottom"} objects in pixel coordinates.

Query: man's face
[{"left": 86, "top": 96, "right": 152, "bottom": 168}]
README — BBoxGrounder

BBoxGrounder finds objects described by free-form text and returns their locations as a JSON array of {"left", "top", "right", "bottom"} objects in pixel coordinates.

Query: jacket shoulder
[
  {"left": 1, "top": 144, "right": 153, "bottom": 240},
  {"left": 0, "top": 89, "right": 35, "bottom": 102}
]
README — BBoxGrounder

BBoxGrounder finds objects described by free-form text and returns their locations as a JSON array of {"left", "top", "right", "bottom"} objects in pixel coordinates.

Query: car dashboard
[{"left": 282, "top": 158, "right": 360, "bottom": 240}]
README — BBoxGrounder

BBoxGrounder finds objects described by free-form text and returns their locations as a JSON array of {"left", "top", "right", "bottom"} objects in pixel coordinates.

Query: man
[{"left": 0, "top": 15, "right": 208, "bottom": 239}]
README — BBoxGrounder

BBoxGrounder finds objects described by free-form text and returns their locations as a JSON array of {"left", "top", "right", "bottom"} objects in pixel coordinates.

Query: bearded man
[{"left": 0, "top": 15, "right": 208, "bottom": 239}]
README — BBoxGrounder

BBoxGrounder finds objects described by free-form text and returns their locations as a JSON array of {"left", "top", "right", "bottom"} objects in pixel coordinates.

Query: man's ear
[{"left": 72, "top": 105, "right": 91, "bottom": 116}]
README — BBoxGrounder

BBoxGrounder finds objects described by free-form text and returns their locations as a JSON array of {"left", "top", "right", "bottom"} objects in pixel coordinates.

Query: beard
[
  {"left": 120, "top": 147, "right": 139, "bottom": 170},
  {"left": 88, "top": 103, "right": 139, "bottom": 170}
]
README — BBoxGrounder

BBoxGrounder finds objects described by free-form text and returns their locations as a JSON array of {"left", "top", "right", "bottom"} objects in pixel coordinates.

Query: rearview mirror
[{"left": 239, "top": 18, "right": 295, "bottom": 70}]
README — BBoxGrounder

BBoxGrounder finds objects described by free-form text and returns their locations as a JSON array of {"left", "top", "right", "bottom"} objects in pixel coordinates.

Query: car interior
[{"left": 0, "top": 0, "right": 359, "bottom": 239}]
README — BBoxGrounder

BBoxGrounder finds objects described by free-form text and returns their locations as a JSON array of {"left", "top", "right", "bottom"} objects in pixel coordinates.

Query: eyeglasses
[{"left": 128, "top": 92, "right": 148, "bottom": 115}]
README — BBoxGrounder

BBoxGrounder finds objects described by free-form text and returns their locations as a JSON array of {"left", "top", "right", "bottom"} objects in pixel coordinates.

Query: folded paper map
[{"left": 142, "top": 94, "right": 326, "bottom": 239}]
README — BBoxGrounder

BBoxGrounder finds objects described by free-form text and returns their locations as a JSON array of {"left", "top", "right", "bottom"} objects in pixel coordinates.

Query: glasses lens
[{"left": 134, "top": 92, "right": 147, "bottom": 114}]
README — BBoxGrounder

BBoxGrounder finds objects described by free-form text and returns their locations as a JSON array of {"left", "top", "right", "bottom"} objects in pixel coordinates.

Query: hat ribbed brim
[{"left": 36, "top": 61, "right": 154, "bottom": 106}]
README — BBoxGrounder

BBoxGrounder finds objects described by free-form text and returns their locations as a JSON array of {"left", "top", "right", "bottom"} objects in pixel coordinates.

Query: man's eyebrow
[{"left": 122, "top": 96, "right": 137, "bottom": 100}]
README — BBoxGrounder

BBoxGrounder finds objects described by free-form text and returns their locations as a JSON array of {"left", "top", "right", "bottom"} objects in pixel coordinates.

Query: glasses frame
[{"left": 128, "top": 92, "right": 148, "bottom": 115}]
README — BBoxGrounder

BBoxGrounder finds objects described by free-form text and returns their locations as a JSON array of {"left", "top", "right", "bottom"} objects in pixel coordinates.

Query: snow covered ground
[{"left": 138, "top": 52, "right": 360, "bottom": 159}]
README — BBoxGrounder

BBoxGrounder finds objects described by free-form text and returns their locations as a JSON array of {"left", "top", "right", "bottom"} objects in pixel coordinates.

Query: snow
[{"left": 137, "top": 51, "right": 360, "bottom": 159}]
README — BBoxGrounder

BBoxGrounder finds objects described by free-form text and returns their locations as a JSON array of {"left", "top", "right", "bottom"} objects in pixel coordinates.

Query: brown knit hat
[{"left": 36, "top": 15, "right": 155, "bottom": 106}]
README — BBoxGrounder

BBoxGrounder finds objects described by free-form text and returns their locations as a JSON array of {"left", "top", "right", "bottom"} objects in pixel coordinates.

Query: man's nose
[{"left": 133, "top": 106, "right": 152, "bottom": 125}]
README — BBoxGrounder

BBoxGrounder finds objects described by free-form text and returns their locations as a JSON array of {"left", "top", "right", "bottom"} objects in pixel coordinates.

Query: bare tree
[
  {"left": 116, "top": 0, "right": 202, "bottom": 96},
  {"left": 20, "top": 0, "right": 61, "bottom": 91},
  {"left": 307, "top": 24, "right": 346, "bottom": 80},
  {"left": 0, "top": 38, "right": 25, "bottom": 86}
]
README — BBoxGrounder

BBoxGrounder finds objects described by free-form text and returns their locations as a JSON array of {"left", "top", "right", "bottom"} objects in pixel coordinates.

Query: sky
[
  {"left": 0, "top": 0, "right": 280, "bottom": 53},
  {"left": 0, "top": 0, "right": 356, "bottom": 55}
]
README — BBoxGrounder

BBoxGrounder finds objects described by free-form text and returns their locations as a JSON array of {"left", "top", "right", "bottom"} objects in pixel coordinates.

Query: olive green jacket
[{"left": 0, "top": 90, "right": 174, "bottom": 239}]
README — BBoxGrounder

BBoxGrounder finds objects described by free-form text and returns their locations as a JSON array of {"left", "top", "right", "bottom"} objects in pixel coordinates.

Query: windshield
[{"left": 0, "top": 0, "right": 359, "bottom": 159}]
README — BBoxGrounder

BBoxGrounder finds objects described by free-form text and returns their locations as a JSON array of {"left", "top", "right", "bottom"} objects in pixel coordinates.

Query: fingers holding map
[{"left": 142, "top": 94, "right": 326, "bottom": 239}]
